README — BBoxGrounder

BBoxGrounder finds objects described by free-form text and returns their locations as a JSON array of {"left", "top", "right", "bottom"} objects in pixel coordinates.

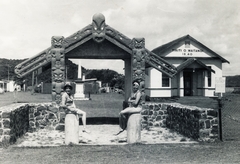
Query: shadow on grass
[{"left": 82, "top": 117, "right": 119, "bottom": 125}]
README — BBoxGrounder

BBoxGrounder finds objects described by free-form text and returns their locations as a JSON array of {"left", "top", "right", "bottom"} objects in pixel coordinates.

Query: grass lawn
[
  {"left": 1, "top": 142, "right": 240, "bottom": 164},
  {"left": 75, "top": 92, "right": 124, "bottom": 118}
]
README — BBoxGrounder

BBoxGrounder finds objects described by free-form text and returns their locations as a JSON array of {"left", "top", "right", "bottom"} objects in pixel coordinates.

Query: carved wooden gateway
[{"left": 15, "top": 13, "right": 177, "bottom": 105}]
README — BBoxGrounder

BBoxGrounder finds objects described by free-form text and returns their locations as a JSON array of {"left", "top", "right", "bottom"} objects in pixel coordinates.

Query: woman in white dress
[{"left": 61, "top": 82, "right": 90, "bottom": 133}]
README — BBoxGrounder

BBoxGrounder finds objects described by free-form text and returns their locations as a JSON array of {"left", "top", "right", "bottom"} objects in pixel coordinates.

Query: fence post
[{"left": 218, "top": 93, "right": 223, "bottom": 141}]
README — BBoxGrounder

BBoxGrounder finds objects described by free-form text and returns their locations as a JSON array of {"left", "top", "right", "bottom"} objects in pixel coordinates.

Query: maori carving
[
  {"left": 106, "top": 26, "right": 132, "bottom": 47},
  {"left": 51, "top": 36, "right": 65, "bottom": 105},
  {"left": 64, "top": 25, "right": 92, "bottom": 50},
  {"left": 14, "top": 49, "right": 51, "bottom": 78},
  {"left": 92, "top": 13, "right": 106, "bottom": 43},
  {"left": 145, "top": 50, "right": 177, "bottom": 78},
  {"left": 131, "top": 38, "right": 146, "bottom": 101}
]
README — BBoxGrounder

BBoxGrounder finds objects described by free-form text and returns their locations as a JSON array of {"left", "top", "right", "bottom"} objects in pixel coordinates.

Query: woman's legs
[
  {"left": 119, "top": 107, "right": 142, "bottom": 116},
  {"left": 69, "top": 108, "right": 89, "bottom": 132}
]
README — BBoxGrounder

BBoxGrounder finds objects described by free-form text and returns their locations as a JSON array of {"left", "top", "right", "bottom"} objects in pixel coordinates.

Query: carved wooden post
[
  {"left": 132, "top": 38, "right": 146, "bottom": 101},
  {"left": 50, "top": 36, "right": 65, "bottom": 106},
  {"left": 124, "top": 38, "right": 146, "bottom": 143}
]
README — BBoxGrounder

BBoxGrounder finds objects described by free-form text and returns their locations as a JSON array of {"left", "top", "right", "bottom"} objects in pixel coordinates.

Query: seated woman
[
  {"left": 61, "top": 82, "right": 90, "bottom": 133},
  {"left": 119, "top": 81, "right": 143, "bottom": 118}
]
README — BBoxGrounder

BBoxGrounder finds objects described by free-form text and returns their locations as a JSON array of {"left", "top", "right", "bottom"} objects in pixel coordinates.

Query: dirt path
[{"left": 15, "top": 125, "right": 195, "bottom": 147}]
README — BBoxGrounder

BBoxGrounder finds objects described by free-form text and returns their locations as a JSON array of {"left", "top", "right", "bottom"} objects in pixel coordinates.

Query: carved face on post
[
  {"left": 92, "top": 13, "right": 106, "bottom": 43},
  {"left": 51, "top": 36, "right": 64, "bottom": 48},
  {"left": 132, "top": 38, "right": 145, "bottom": 49}
]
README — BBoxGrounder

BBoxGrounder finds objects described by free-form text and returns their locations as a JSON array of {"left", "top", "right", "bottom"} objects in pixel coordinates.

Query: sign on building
[{"left": 215, "top": 77, "right": 226, "bottom": 93}]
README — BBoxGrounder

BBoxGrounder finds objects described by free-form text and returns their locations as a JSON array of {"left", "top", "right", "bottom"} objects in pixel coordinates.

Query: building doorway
[{"left": 183, "top": 70, "right": 192, "bottom": 96}]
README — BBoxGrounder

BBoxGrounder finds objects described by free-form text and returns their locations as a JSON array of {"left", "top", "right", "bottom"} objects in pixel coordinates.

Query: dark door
[{"left": 184, "top": 71, "right": 192, "bottom": 96}]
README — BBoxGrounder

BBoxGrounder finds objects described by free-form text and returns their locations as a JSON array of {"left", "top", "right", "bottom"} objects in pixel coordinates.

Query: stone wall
[
  {"left": 141, "top": 103, "right": 219, "bottom": 142},
  {"left": 0, "top": 103, "right": 66, "bottom": 145},
  {"left": 0, "top": 104, "right": 29, "bottom": 144},
  {"left": 28, "top": 103, "right": 66, "bottom": 132},
  {"left": 1, "top": 102, "right": 219, "bottom": 145}
]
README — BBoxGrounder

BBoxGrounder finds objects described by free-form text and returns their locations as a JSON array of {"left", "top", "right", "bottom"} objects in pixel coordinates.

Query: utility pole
[{"left": 7, "top": 64, "right": 9, "bottom": 82}]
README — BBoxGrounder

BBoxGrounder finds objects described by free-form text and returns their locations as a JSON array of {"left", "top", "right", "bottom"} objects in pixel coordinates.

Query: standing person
[
  {"left": 119, "top": 81, "right": 143, "bottom": 117},
  {"left": 61, "top": 82, "right": 90, "bottom": 133}
]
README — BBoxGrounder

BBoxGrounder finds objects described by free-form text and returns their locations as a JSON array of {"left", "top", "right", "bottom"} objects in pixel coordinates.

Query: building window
[
  {"left": 162, "top": 73, "right": 170, "bottom": 87},
  {"left": 207, "top": 67, "right": 212, "bottom": 87},
  {"left": 185, "top": 41, "right": 190, "bottom": 48}
]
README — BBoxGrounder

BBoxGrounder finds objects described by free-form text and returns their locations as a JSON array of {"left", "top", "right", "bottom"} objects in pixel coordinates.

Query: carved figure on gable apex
[{"left": 92, "top": 13, "right": 106, "bottom": 43}]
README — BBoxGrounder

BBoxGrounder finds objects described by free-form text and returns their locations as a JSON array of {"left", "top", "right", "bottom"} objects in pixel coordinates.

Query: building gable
[{"left": 152, "top": 35, "right": 229, "bottom": 63}]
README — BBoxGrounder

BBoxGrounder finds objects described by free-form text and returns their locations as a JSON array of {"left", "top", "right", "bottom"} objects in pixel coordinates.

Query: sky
[{"left": 0, "top": 0, "right": 239, "bottom": 76}]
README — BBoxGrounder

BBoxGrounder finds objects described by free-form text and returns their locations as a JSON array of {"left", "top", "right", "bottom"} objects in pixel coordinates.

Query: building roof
[
  {"left": 176, "top": 58, "right": 215, "bottom": 73},
  {"left": 152, "top": 35, "right": 229, "bottom": 63}
]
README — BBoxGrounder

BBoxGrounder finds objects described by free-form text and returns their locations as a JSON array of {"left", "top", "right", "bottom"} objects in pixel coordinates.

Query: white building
[{"left": 145, "top": 35, "right": 229, "bottom": 98}]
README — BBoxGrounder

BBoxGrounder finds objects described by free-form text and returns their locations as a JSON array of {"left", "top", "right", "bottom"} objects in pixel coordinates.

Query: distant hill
[
  {"left": 0, "top": 58, "right": 27, "bottom": 80},
  {"left": 226, "top": 75, "right": 240, "bottom": 87}
]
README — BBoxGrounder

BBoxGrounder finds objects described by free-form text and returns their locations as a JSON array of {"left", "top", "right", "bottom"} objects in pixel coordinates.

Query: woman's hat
[{"left": 64, "top": 82, "right": 73, "bottom": 90}]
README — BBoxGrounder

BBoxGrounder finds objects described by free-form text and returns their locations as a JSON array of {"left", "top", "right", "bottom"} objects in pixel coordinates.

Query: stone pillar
[
  {"left": 124, "top": 58, "right": 132, "bottom": 101},
  {"left": 74, "top": 60, "right": 86, "bottom": 99},
  {"left": 78, "top": 60, "right": 82, "bottom": 80},
  {"left": 179, "top": 71, "right": 184, "bottom": 97},
  {"left": 204, "top": 70, "right": 208, "bottom": 96},
  {"left": 65, "top": 114, "right": 79, "bottom": 145},
  {"left": 127, "top": 113, "right": 141, "bottom": 144},
  {"left": 74, "top": 81, "right": 85, "bottom": 99}
]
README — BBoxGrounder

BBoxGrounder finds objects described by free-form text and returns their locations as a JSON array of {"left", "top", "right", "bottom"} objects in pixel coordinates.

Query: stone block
[
  {"left": 153, "top": 122, "right": 160, "bottom": 127},
  {"left": 3, "top": 119, "right": 10, "bottom": 128},
  {"left": 2, "top": 112, "right": 10, "bottom": 118},
  {"left": 199, "top": 129, "right": 210, "bottom": 138},
  {"left": 48, "top": 113, "right": 57, "bottom": 120},
  {"left": 142, "top": 116, "right": 148, "bottom": 121},
  {"left": 55, "top": 124, "right": 65, "bottom": 131},
  {"left": 155, "top": 115, "right": 162, "bottom": 121},
  {"left": 127, "top": 113, "right": 141, "bottom": 144},
  {"left": 49, "top": 106, "right": 59, "bottom": 113},
  {"left": 161, "top": 104, "right": 168, "bottom": 110},
  {"left": 142, "top": 104, "right": 149, "bottom": 110},
  {"left": 34, "top": 111, "right": 41, "bottom": 117},
  {"left": 141, "top": 109, "right": 148, "bottom": 115},
  {"left": 158, "top": 110, "right": 164, "bottom": 115},
  {"left": 141, "top": 123, "right": 148, "bottom": 129},
  {"left": 4, "top": 129, "right": 10, "bottom": 135},
  {"left": 59, "top": 112, "right": 66, "bottom": 123},
  {"left": 151, "top": 115, "right": 156, "bottom": 119},
  {"left": 200, "top": 113, "right": 207, "bottom": 119},
  {"left": 207, "top": 110, "right": 218, "bottom": 117},
  {"left": 36, "top": 115, "right": 44, "bottom": 120},
  {"left": 37, "top": 106, "right": 46, "bottom": 112},
  {"left": 149, "top": 105, "right": 154, "bottom": 110},
  {"left": 29, "top": 107, "right": 35, "bottom": 113},
  {"left": 29, "top": 121, "right": 35, "bottom": 127},
  {"left": 0, "top": 129, "right": 3, "bottom": 135},
  {"left": 65, "top": 114, "right": 79, "bottom": 145},
  {"left": 149, "top": 110, "right": 153, "bottom": 115},
  {"left": 154, "top": 104, "right": 160, "bottom": 111},
  {"left": 148, "top": 121, "right": 153, "bottom": 127},
  {"left": 205, "top": 120, "right": 211, "bottom": 129}
]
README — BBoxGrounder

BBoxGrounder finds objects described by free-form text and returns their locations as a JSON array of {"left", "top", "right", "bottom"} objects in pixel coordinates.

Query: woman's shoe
[{"left": 82, "top": 129, "right": 91, "bottom": 133}]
